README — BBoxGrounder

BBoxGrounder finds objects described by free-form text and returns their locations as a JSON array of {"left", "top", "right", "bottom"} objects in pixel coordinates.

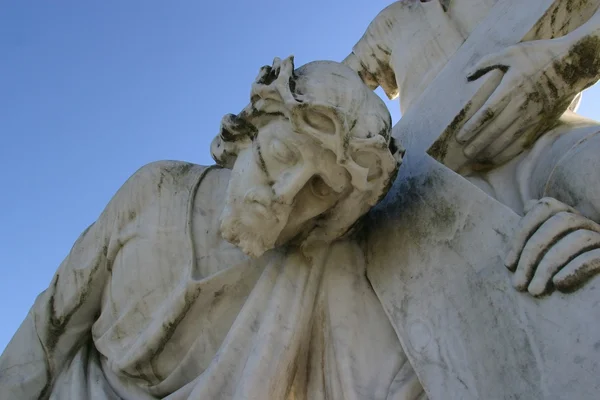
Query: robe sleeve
[
  {"left": 0, "top": 162, "right": 167, "bottom": 399},
  {"left": 344, "top": 3, "right": 398, "bottom": 100}
]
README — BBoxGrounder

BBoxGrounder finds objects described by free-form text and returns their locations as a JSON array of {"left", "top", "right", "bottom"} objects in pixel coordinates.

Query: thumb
[{"left": 467, "top": 50, "right": 510, "bottom": 82}]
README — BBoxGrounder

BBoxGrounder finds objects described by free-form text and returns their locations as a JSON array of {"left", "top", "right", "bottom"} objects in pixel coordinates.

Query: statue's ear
[
  {"left": 353, "top": 148, "right": 384, "bottom": 182},
  {"left": 348, "top": 135, "right": 403, "bottom": 192},
  {"left": 351, "top": 139, "right": 403, "bottom": 183}
]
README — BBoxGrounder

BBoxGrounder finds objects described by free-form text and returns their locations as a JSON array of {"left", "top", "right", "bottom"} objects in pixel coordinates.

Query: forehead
[{"left": 256, "top": 116, "right": 322, "bottom": 152}]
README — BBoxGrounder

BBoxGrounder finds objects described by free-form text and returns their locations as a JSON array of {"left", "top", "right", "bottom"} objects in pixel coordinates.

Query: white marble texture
[
  {"left": 0, "top": 60, "right": 415, "bottom": 399},
  {"left": 346, "top": 0, "right": 600, "bottom": 398},
  {"left": 4, "top": 0, "right": 600, "bottom": 399}
]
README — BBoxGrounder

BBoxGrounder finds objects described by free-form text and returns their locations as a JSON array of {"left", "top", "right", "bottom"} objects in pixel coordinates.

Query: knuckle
[
  {"left": 554, "top": 211, "right": 572, "bottom": 220},
  {"left": 538, "top": 197, "right": 559, "bottom": 207}
]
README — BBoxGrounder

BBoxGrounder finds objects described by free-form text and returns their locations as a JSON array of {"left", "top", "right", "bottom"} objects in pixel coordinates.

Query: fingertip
[
  {"left": 504, "top": 250, "right": 517, "bottom": 270},
  {"left": 505, "top": 262, "right": 517, "bottom": 272},
  {"left": 456, "top": 123, "right": 478, "bottom": 144},
  {"left": 457, "top": 116, "right": 477, "bottom": 134},
  {"left": 527, "top": 279, "right": 547, "bottom": 297},
  {"left": 455, "top": 129, "right": 468, "bottom": 144},
  {"left": 553, "top": 263, "right": 578, "bottom": 286},
  {"left": 512, "top": 273, "right": 529, "bottom": 291},
  {"left": 552, "top": 273, "right": 572, "bottom": 292},
  {"left": 464, "top": 143, "right": 478, "bottom": 159}
]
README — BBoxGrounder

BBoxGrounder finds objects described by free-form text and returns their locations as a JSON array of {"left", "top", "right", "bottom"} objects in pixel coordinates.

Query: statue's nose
[{"left": 273, "top": 168, "right": 314, "bottom": 205}]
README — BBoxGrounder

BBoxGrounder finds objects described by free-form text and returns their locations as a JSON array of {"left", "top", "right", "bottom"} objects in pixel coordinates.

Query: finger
[
  {"left": 553, "top": 249, "right": 600, "bottom": 292},
  {"left": 524, "top": 199, "right": 540, "bottom": 214},
  {"left": 505, "top": 198, "right": 577, "bottom": 270},
  {"left": 527, "top": 230, "right": 600, "bottom": 296},
  {"left": 455, "top": 88, "right": 512, "bottom": 144},
  {"left": 513, "top": 212, "right": 600, "bottom": 291},
  {"left": 463, "top": 99, "right": 525, "bottom": 159},
  {"left": 466, "top": 52, "right": 510, "bottom": 82},
  {"left": 476, "top": 119, "right": 537, "bottom": 161}
]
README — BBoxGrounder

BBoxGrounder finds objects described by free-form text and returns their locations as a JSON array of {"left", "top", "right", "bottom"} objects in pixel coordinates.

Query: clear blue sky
[{"left": 1, "top": 1, "right": 600, "bottom": 353}]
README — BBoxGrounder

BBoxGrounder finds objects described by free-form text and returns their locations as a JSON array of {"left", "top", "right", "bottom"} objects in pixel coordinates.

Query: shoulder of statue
[
  {"left": 118, "top": 161, "right": 210, "bottom": 204},
  {"left": 132, "top": 160, "right": 207, "bottom": 186},
  {"left": 107, "top": 161, "right": 226, "bottom": 229}
]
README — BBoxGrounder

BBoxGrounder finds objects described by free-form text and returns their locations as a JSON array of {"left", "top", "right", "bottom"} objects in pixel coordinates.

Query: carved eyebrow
[{"left": 246, "top": 111, "right": 286, "bottom": 130}]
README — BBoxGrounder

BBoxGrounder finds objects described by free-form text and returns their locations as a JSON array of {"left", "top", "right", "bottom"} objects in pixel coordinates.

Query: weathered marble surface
[
  {"left": 346, "top": 0, "right": 600, "bottom": 398},
  {"left": 0, "top": 60, "right": 417, "bottom": 399},
  {"left": 366, "top": 124, "right": 600, "bottom": 399},
  {"left": 4, "top": 0, "right": 600, "bottom": 399}
]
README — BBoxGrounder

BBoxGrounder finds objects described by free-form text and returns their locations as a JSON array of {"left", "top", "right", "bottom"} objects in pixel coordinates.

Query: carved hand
[
  {"left": 456, "top": 34, "right": 600, "bottom": 163},
  {"left": 505, "top": 197, "right": 600, "bottom": 296}
]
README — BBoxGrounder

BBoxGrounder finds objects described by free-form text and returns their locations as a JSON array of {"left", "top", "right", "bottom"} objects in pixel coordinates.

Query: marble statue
[
  {"left": 346, "top": 0, "right": 600, "bottom": 289},
  {"left": 344, "top": 0, "right": 600, "bottom": 398},
  {"left": 4, "top": 0, "right": 600, "bottom": 399},
  {"left": 0, "top": 58, "right": 423, "bottom": 399}
]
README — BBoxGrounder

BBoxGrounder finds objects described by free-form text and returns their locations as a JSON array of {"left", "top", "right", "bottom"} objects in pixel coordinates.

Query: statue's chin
[
  {"left": 236, "top": 237, "right": 272, "bottom": 258},
  {"left": 220, "top": 215, "right": 278, "bottom": 259}
]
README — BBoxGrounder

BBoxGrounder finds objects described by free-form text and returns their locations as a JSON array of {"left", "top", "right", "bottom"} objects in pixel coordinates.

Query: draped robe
[
  {"left": 0, "top": 161, "right": 425, "bottom": 400},
  {"left": 6, "top": 3, "right": 600, "bottom": 399}
]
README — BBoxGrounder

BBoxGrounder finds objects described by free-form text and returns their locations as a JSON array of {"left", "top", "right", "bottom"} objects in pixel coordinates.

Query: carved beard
[{"left": 219, "top": 200, "right": 291, "bottom": 258}]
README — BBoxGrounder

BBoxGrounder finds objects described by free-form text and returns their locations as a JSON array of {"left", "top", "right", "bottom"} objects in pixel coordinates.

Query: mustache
[
  {"left": 243, "top": 190, "right": 293, "bottom": 222},
  {"left": 244, "top": 189, "right": 293, "bottom": 207}
]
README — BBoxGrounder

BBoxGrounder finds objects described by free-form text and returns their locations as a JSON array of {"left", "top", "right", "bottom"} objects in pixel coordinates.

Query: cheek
[
  {"left": 224, "top": 171, "right": 245, "bottom": 203},
  {"left": 314, "top": 152, "right": 349, "bottom": 193},
  {"left": 228, "top": 150, "right": 265, "bottom": 197}
]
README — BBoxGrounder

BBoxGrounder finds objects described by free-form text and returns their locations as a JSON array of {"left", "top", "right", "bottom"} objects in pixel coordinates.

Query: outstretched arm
[{"left": 0, "top": 164, "right": 154, "bottom": 399}]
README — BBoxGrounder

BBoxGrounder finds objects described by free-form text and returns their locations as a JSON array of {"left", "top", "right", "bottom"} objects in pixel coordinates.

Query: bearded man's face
[{"left": 220, "top": 116, "right": 350, "bottom": 258}]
